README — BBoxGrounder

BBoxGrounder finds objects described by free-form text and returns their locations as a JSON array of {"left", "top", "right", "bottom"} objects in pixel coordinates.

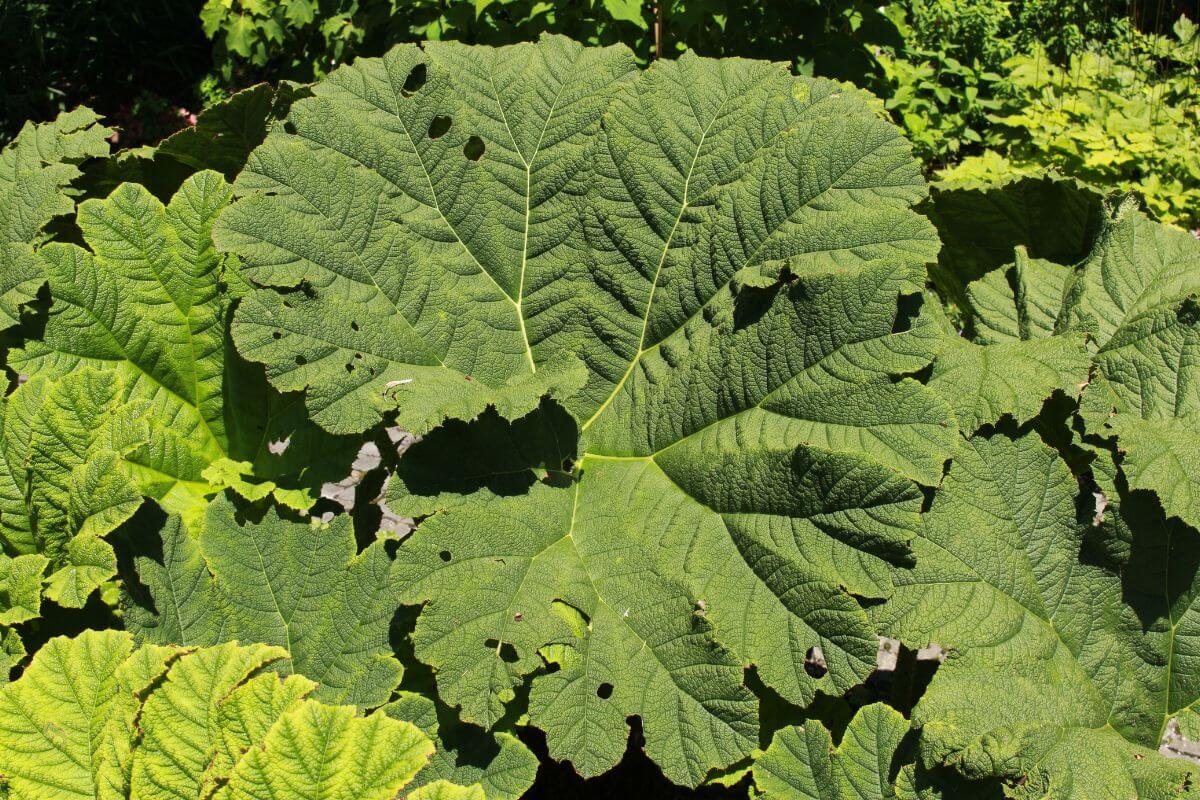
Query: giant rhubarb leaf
[
  {"left": 125, "top": 497, "right": 404, "bottom": 708},
  {"left": 125, "top": 497, "right": 538, "bottom": 798},
  {"left": 873, "top": 428, "right": 1200, "bottom": 797},
  {"left": 0, "top": 630, "right": 441, "bottom": 800},
  {"left": 9, "top": 170, "right": 353, "bottom": 523},
  {"left": 215, "top": 36, "right": 949, "bottom": 784},
  {"left": 753, "top": 703, "right": 911, "bottom": 799},
  {"left": 0, "top": 107, "right": 111, "bottom": 330},
  {"left": 0, "top": 369, "right": 150, "bottom": 609},
  {"left": 1060, "top": 203, "right": 1200, "bottom": 529}
]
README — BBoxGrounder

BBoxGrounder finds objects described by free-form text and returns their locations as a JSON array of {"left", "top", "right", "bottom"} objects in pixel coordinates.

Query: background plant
[{"left": 941, "top": 16, "right": 1200, "bottom": 228}]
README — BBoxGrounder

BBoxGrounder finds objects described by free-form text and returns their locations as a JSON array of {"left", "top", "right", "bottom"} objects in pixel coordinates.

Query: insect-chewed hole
[
  {"left": 596, "top": 682, "right": 613, "bottom": 699},
  {"left": 439, "top": 550, "right": 452, "bottom": 562},
  {"left": 803, "top": 646, "right": 828, "bottom": 678},
  {"left": 272, "top": 331, "right": 282, "bottom": 340},
  {"left": 463, "top": 135, "right": 485, "bottom": 161},
  {"left": 428, "top": 115, "right": 452, "bottom": 139},
  {"left": 350, "top": 320, "right": 360, "bottom": 331},
  {"left": 294, "top": 355, "right": 307, "bottom": 366},
  {"left": 402, "top": 63, "right": 427, "bottom": 96},
  {"left": 283, "top": 121, "right": 297, "bottom": 135}
]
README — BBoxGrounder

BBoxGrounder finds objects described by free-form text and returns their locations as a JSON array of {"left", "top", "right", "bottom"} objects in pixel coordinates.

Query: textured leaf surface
[
  {"left": 386, "top": 691, "right": 538, "bottom": 800},
  {"left": 0, "top": 631, "right": 434, "bottom": 800},
  {"left": 873, "top": 428, "right": 1200, "bottom": 797},
  {"left": 928, "top": 334, "right": 1090, "bottom": 434},
  {"left": 964, "top": 247, "right": 1070, "bottom": 344},
  {"left": 125, "top": 497, "right": 405, "bottom": 708},
  {"left": 1111, "top": 414, "right": 1200, "bottom": 530},
  {"left": 216, "top": 700, "right": 431, "bottom": 800},
  {"left": 0, "top": 369, "right": 150, "bottom": 608},
  {"left": 0, "top": 630, "right": 165, "bottom": 800},
  {"left": 218, "top": 36, "right": 947, "bottom": 784},
  {"left": 10, "top": 170, "right": 353, "bottom": 525},
  {"left": 0, "top": 107, "right": 111, "bottom": 330},
  {"left": 925, "top": 176, "right": 1102, "bottom": 308},
  {"left": 753, "top": 703, "right": 910, "bottom": 799},
  {"left": 935, "top": 192, "right": 1200, "bottom": 531}
]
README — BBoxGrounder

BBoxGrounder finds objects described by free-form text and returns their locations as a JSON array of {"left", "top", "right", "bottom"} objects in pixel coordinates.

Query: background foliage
[{"left": 3, "top": 0, "right": 1195, "bottom": 226}]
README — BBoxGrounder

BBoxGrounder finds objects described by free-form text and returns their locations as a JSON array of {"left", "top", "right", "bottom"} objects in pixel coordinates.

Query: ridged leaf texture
[
  {"left": 0, "top": 630, "right": 447, "bottom": 800},
  {"left": 9, "top": 169, "right": 353, "bottom": 527},
  {"left": 0, "top": 107, "right": 111, "bottom": 330},
  {"left": 874, "top": 427, "right": 1200, "bottom": 797},
  {"left": 124, "top": 497, "right": 405, "bottom": 709},
  {"left": 213, "top": 35, "right": 950, "bottom": 785},
  {"left": 753, "top": 703, "right": 910, "bottom": 799}
]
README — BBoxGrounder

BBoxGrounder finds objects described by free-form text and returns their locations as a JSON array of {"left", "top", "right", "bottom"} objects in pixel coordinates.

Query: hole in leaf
[
  {"left": 428, "top": 115, "right": 452, "bottom": 139},
  {"left": 1178, "top": 297, "right": 1199, "bottom": 325},
  {"left": 439, "top": 550, "right": 452, "bottom": 562},
  {"left": 596, "top": 682, "right": 613, "bottom": 699},
  {"left": 294, "top": 355, "right": 307, "bottom": 366},
  {"left": 463, "top": 135, "right": 485, "bottom": 161},
  {"left": 345, "top": 362, "right": 354, "bottom": 373},
  {"left": 892, "top": 292, "right": 922, "bottom": 333},
  {"left": 485, "top": 639, "right": 519, "bottom": 663},
  {"left": 804, "top": 646, "right": 828, "bottom": 678},
  {"left": 272, "top": 331, "right": 282, "bottom": 340},
  {"left": 283, "top": 121, "right": 297, "bottom": 135},
  {"left": 350, "top": 321, "right": 360, "bottom": 331},
  {"left": 402, "top": 63, "right": 427, "bottom": 96}
]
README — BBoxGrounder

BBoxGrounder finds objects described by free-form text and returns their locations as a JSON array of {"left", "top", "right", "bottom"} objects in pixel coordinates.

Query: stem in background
[{"left": 654, "top": 2, "right": 663, "bottom": 59}]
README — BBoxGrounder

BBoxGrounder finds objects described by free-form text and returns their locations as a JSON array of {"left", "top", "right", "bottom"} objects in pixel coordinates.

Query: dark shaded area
[
  {"left": 1, "top": 0, "right": 210, "bottom": 140},
  {"left": 518, "top": 720, "right": 751, "bottom": 800},
  {"left": 924, "top": 176, "right": 1107, "bottom": 308},
  {"left": 13, "top": 592, "right": 120, "bottom": 678},
  {"left": 389, "top": 397, "right": 578, "bottom": 509},
  {"left": 110, "top": 501, "right": 170, "bottom": 624}
]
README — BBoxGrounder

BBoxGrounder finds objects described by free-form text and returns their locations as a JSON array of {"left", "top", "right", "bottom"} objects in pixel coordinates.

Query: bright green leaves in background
[
  {"left": 0, "top": 631, "right": 467, "bottom": 800},
  {"left": 213, "top": 34, "right": 951, "bottom": 787}
]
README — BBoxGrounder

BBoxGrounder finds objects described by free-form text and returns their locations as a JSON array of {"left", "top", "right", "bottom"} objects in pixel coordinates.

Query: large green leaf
[
  {"left": 0, "top": 631, "right": 439, "bottom": 800},
  {"left": 925, "top": 176, "right": 1103, "bottom": 310},
  {"left": 927, "top": 334, "right": 1091, "bottom": 435},
  {"left": 216, "top": 36, "right": 948, "bottom": 785},
  {"left": 0, "top": 369, "right": 150, "bottom": 609},
  {"left": 753, "top": 703, "right": 910, "bottom": 799},
  {"left": 126, "top": 499, "right": 538, "bottom": 798},
  {"left": 873, "top": 428, "right": 1200, "bottom": 797},
  {"left": 938, "top": 194, "right": 1200, "bottom": 530},
  {"left": 0, "top": 107, "right": 112, "bottom": 330},
  {"left": 10, "top": 170, "right": 353, "bottom": 523},
  {"left": 1060, "top": 203, "right": 1200, "bottom": 529},
  {"left": 124, "top": 497, "right": 404, "bottom": 709}
]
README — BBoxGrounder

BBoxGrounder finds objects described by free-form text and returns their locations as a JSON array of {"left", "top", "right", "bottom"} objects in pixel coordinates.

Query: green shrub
[
  {"left": 942, "top": 16, "right": 1200, "bottom": 228},
  {"left": 197, "top": 0, "right": 902, "bottom": 87}
]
